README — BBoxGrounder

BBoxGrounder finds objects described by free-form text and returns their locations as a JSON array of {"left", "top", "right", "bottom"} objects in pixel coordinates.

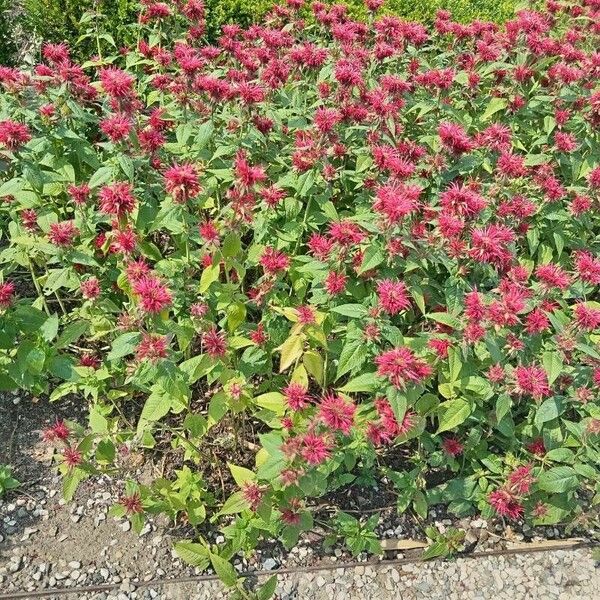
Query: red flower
[
  {"left": 319, "top": 392, "right": 356, "bottom": 435},
  {"left": 241, "top": 482, "right": 263, "bottom": 511},
  {"left": 136, "top": 334, "right": 168, "bottom": 362},
  {"left": 250, "top": 323, "right": 268, "bottom": 345},
  {"left": 283, "top": 383, "right": 310, "bottom": 411},
  {"left": 301, "top": 432, "right": 332, "bottom": 465},
  {"left": 376, "top": 279, "right": 411, "bottom": 315},
  {"left": 0, "top": 281, "right": 15, "bottom": 308},
  {"left": 234, "top": 151, "right": 266, "bottom": 187},
  {"left": 513, "top": 365, "right": 551, "bottom": 400},
  {"left": 573, "top": 303, "right": 600, "bottom": 331},
  {"left": 98, "top": 182, "right": 137, "bottom": 217},
  {"left": 375, "top": 347, "right": 432, "bottom": 389},
  {"left": 62, "top": 446, "right": 83, "bottom": 470},
  {"left": 488, "top": 489, "right": 524, "bottom": 520},
  {"left": 260, "top": 247, "right": 290, "bottom": 274},
  {"left": 526, "top": 438, "right": 546, "bottom": 456},
  {"left": 48, "top": 221, "right": 79, "bottom": 247},
  {"left": 373, "top": 182, "right": 421, "bottom": 225},
  {"left": 442, "top": 437, "right": 464, "bottom": 456},
  {"left": 203, "top": 328, "right": 227, "bottom": 358},
  {"left": 438, "top": 121, "right": 474, "bottom": 154},
  {"left": 42, "top": 420, "right": 70, "bottom": 442},
  {"left": 100, "top": 114, "right": 131, "bottom": 142},
  {"left": 131, "top": 276, "right": 172, "bottom": 314},
  {"left": 507, "top": 465, "right": 535, "bottom": 495},
  {"left": 99, "top": 67, "right": 135, "bottom": 98},
  {"left": 80, "top": 277, "right": 101, "bottom": 300},
  {"left": 164, "top": 162, "right": 201, "bottom": 203},
  {"left": 0, "top": 120, "right": 31, "bottom": 150},
  {"left": 325, "top": 271, "right": 347, "bottom": 295},
  {"left": 297, "top": 305, "right": 316, "bottom": 325},
  {"left": 120, "top": 493, "right": 143, "bottom": 515},
  {"left": 199, "top": 220, "right": 219, "bottom": 244},
  {"left": 67, "top": 184, "right": 91, "bottom": 205},
  {"left": 535, "top": 264, "right": 571, "bottom": 290}
]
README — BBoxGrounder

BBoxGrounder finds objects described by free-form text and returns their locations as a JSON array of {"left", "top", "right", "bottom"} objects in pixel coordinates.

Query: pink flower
[
  {"left": 319, "top": 392, "right": 356, "bottom": 435},
  {"left": 135, "top": 334, "right": 168, "bottom": 362},
  {"left": 526, "top": 438, "right": 546, "bottom": 456},
  {"left": 442, "top": 437, "right": 464, "bottom": 456},
  {"left": 314, "top": 107, "right": 341, "bottom": 133},
  {"left": 203, "top": 328, "right": 227, "bottom": 358},
  {"left": 373, "top": 182, "right": 421, "bottom": 224},
  {"left": 234, "top": 151, "right": 266, "bottom": 187},
  {"left": 241, "top": 482, "right": 262, "bottom": 511},
  {"left": 470, "top": 224, "right": 515, "bottom": 267},
  {"left": 67, "top": 183, "right": 91, "bottom": 206},
  {"left": 260, "top": 247, "right": 290, "bottom": 274},
  {"left": 42, "top": 420, "right": 70, "bottom": 442},
  {"left": 573, "top": 303, "right": 600, "bottom": 331},
  {"left": 164, "top": 163, "right": 201, "bottom": 203},
  {"left": 198, "top": 220, "right": 220, "bottom": 244},
  {"left": 48, "top": 221, "right": 79, "bottom": 247},
  {"left": 98, "top": 182, "right": 136, "bottom": 217},
  {"left": 120, "top": 493, "right": 143, "bottom": 515},
  {"left": 325, "top": 271, "right": 347, "bottom": 295},
  {"left": 377, "top": 279, "right": 411, "bottom": 315},
  {"left": 507, "top": 465, "right": 535, "bottom": 495},
  {"left": 513, "top": 365, "right": 551, "bottom": 399},
  {"left": 297, "top": 305, "right": 316, "bottom": 325},
  {"left": 588, "top": 166, "right": 600, "bottom": 188},
  {"left": 283, "top": 383, "right": 310, "bottom": 411},
  {"left": 438, "top": 122, "right": 474, "bottom": 154},
  {"left": 100, "top": 114, "right": 131, "bottom": 142},
  {"left": 301, "top": 432, "right": 332, "bottom": 465},
  {"left": 0, "top": 120, "right": 31, "bottom": 151},
  {"left": 125, "top": 258, "right": 151, "bottom": 283},
  {"left": 488, "top": 489, "right": 524, "bottom": 520},
  {"left": 62, "top": 446, "right": 83, "bottom": 470},
  {"left": 99, "top": 67, "right": 135, "bottom": 98},
  {"left": 574, "top": 251, "right": 600, "bottom": 285},
  {"left": 131, "top": 276, "right": 172, "bottom": 314},
  {"left": 375, "top": 347, "right": 432, "bottom": 389},
  {"left": 0, "top": 281, "right": 15, "bottom": 308},
  {"left": 80, "top": 277, "right": 100, "bottom": 300},
  {"left": 535, "top": 264, "right": 571, "bottom": 290}
]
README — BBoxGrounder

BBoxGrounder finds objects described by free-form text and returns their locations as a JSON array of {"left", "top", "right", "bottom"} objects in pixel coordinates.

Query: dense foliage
[
  {"left": 6, "top": 0, "right": 522, "bottom": 64},
  {"left": 1, "top": 0, "right": 600, "bottom": 593}
]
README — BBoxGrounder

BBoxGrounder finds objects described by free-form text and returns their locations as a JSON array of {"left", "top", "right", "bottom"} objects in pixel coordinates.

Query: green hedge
[
  {"left": 0, "top": 0, "right": 18, "bottom": 65},
  {"left": 3, "top": 0, "right": 523, "bottom": 65}
]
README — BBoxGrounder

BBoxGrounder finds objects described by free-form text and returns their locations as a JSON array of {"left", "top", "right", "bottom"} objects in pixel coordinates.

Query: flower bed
[{"left": 1, "top": 0, "right": 600, "bottom": 593}]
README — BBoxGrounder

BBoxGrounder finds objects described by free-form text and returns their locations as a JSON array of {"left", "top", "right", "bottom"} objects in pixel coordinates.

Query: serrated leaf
[
  {"left": 537, "top": 466, "right": 578, "bottom": 493},
  {"left": 437, "top": 399, "right": 471, "bottom": 433}
]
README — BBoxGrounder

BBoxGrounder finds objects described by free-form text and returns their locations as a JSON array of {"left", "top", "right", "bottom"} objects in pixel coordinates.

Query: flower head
[{"left": 375, "top": 347, "right": 432, "bottom": 389}]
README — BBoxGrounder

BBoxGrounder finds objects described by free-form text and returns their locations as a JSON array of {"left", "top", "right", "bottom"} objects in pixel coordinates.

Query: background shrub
[
  {"left": 0, "top": 0, "right": 18, "bottom": 65},
  {"left": 2, "top": 0, "right": 524, "bottom": 65}
]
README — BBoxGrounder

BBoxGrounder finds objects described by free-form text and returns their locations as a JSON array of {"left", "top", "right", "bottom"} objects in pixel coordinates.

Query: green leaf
[
  {"left": 107, "top": 332, "right": 140, "bottom": 361},
  {"left": 303, "top": 350, "right": 324, "bottom": 385},
  {"left": 254, "top": 392, "right": 285, "bottom": 415},
  {"left": 336, "top": 339, "right": 368, "bottom": 379},
  {"left": 137, "top": 385, "right": 171, "bottom": 430},
  {"left": 210, "top": 553, "right": 238, "bottom": 587},
  {"left": 426, "top": 312, "right": 461, "bottom": 329},
  {"left": 199, "top": 263, "right": 220, "bottom": 293},
  {"left": 437, "top": 399, "right": 471, "bottom": 433},
  {"left": 542, "top": 351, "right": 562, "bottom": 385},
  {"left": 338, "top": 372, "right": 377, "bottom": 393},
  {"left": 481, "top": 97, "right": 508, "bottom": 121},
  {"left": 357, "top": 246, "right": 384, "bottom": 274},
  {"left": 278, "top": 335, "right": 304, "bottom": 372},
  {"left": 535, "top": 397, "right": 563, "bottom": 429},
  {"left": 330, "top": 304, "right": 367, "bottom": 318},
  {"left": 222, "top": 233, "right": 241, "bottom": 258},
  {"left": 257, "top": 575, "right": 278, "bottom": 600},
  {"left": 228, "top": 464, "right": 256, "bottom": 486},
  {"left": 537, "top": 466, "right": 579, "bottom": 494},
  {"left": 174, "top": 542, "right": 210, "bottom": 569},
  {"left": 41, "top": 313, "right": 59, "bottom": 342}
]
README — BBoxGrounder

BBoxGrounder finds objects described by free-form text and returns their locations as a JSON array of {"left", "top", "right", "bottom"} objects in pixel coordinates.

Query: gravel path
[
  {"left": 1, "top": 547, "right": 597, "bottom": 599},
  {"left": 2, "top": 392, "right": 599, "bottom": 600}
]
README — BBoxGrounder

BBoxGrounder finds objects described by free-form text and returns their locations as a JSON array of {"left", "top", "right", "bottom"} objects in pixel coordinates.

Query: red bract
[
  {"left": 0, "top": 281, "right": 15, "bottom": 308},
  {"left": 164, "top": 162, "right": 201, "bottom": 203},
  {"left": 131, "top": 276, "right": 172, "bottom": 313},
  {"left": 99, "top": 67, "right": 135, "bottom": 98},
  {"left": 376, "top": 279, "right": 411, "bottom": 315},
  {"left": 98, "top": 182, "right": 137, "bottom": 217},
  {"left": 0, "top": 120, "right": 31, "bottom": 150},
  {"left": 318, "top": 392, "right": 356, "bottom": 434},
  {"left": 375, "top": 348, "right": 432, "bottom": 389}
]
